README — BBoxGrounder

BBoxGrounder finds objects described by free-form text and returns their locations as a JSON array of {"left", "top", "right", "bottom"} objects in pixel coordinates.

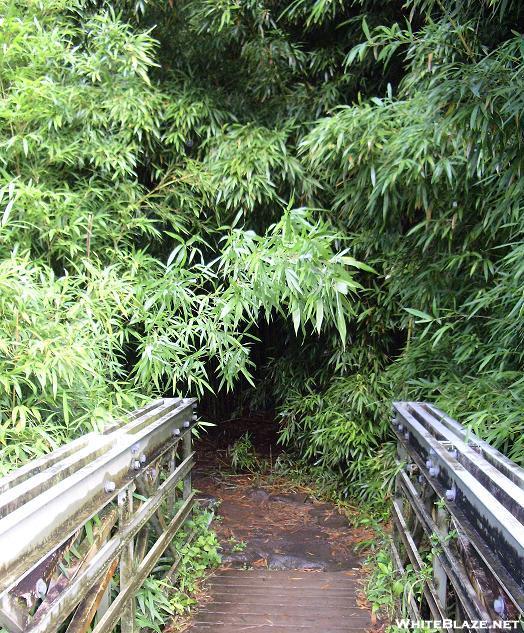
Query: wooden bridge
[
  {"left": 0, "top": 399, "right": 522, "bottom": 632},
  {"left": 185, "top": 569, "right": 371, "bottom": 632}
]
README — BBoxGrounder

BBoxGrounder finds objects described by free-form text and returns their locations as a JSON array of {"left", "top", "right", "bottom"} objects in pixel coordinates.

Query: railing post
[
  {"left": 118, "top": 484, "right": 136, "bottom": 633},
  {"left": 169, "top": 445, "right": 177, "bottom": 514},
  {"left": 183, "top": 423, "right": 192, "bottom": 501},
  {"left": 0, "top": 595, "right": 25, "bottom": 633},
  {"left": 433, "top": 505, "right": 449, "bottom": 613},
  {"left": 393, "top": 408, "right": 409, "bottom": 568},
  {"left": 97, "top": 586, "right": 110, "bottom": 622},
  {"left": 96, "top": 529, "right": 113, "bottom": 624}
]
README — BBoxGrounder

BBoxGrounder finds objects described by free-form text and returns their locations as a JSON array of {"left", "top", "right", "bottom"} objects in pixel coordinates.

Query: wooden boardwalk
[{"left": 186, "top": 569, "right": 372, "bottom": 632}]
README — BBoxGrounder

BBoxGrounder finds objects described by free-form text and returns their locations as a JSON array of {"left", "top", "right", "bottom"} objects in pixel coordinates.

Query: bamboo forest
[{"left": 0, "top": 1, "right": 523, "bottom": 632}]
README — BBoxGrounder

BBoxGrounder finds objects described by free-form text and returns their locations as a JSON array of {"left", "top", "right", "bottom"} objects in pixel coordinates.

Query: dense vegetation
[{"left": 1, "top": 0, "right": 523, "bottom": 509}]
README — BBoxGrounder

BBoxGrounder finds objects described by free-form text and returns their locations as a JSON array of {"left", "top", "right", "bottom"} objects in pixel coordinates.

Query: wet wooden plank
[
  {"left": 190, "top": 623, "right": 369, "bottom": 631},
  {"left": 187, "top": 570, "right": 371, "bottom": 632}
]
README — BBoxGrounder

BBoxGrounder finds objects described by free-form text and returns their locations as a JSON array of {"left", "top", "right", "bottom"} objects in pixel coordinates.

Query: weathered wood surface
[{"left": 186, "top": 569, "right": 372, "bottom": 632}]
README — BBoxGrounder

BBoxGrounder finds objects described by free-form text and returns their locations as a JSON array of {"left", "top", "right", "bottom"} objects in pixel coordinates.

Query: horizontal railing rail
[
  {"left": 0, "top": 397, "right": 197, "bottom": 633},
  {"left": 391, "top": 402, "right": 524, "bottom": 632}
]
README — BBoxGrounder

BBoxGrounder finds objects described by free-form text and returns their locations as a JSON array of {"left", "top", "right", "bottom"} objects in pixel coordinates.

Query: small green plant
[
  {"left": 229, "top": 537, "right": 247, "bottom": 553},
  {"left": 227, "top": 432, "right": 260, "bottom": 473},
  {"left": 134, "top": 507, "right": 221, "bottom": 630},
  {"left": 366, "top": 545, "right": 434, "bottom": 625},
  {"left": 171, "top": 510, "right": 222, "bottom": 602},
  {"left": 136, "top": 577, "right": 175, "bottom": 632},
  {"left": 366, "top": 548, "right": 404, "bottom": 617}
]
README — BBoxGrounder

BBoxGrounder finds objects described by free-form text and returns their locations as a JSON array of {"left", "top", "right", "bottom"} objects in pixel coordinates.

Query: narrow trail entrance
[{"left": 181, "top": 416, "right": 375, "bottom": 632}]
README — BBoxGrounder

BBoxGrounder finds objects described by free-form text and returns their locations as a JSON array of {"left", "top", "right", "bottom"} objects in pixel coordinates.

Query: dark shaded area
[
  {"left": 196, "top": 411, "right": 280, "bottom": 457},
  {"left": 197, "top": 316, "right": 284, "bottom": 423}
]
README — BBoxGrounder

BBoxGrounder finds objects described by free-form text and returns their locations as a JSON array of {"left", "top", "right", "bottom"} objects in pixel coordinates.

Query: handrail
[
  {"left": 391, "top": 402, "right": 524, "bottom": 631},
  {"left": 0, "top": 397, "right": 197, "bottom": 633}
]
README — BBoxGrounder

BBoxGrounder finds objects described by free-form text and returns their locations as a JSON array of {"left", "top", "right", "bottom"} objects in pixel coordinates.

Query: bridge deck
[{"left": 186, "top": 569, "right": 372, "bottom": 632}]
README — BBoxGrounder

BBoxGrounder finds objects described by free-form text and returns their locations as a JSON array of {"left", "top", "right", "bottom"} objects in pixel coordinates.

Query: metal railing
[
  {"left": 391, "top": 402, "right": 524, "bottom": 631},
  {"left": 0, "top": 397, "right": 197, "bottom": 633}
]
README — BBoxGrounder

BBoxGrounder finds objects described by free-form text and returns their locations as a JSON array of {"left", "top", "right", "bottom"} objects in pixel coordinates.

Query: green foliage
[
  {"left": 0, "top": 254, "right": 145, "bottom": 472},
  {"left": 366, "top": 548, "right": 404, "bottom": 617},
  {"left": 0, "top": 1, "right": 162, "bottom": 263},
  {"left": 366, "top": 547, "right": 434, "bottom": 630},
  {"left": 134, "top": 508, "right": 221, "bottom": 631},
  {"left": 170, "top": 509, "right": 222, "bottom": 611},
  {"left": 0, "top": 0, "right": 367, "bottom": 473},
  {"left": 2, "top": 0, "right": 523, "bottom": 539},
  {"left": 216, "top": 208, "right": 366, "bottom": 341},
  {"left": 277, "top": 373, "right": 399, "bottom": 508},
  {"left": 136, "top": 577, "right": 176, "bottom": 632},
  {"left": 229, "top": 537, "right": 248, "bottom": 553},
  {"left": 260, "top": 0, "right": 524, "bottom": 501},
  {"left": 2, "top": 1, "right": 524, "bottom": 629},
  {"left": 227, "top": 432, "right": 260, "bottom": 473}
]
